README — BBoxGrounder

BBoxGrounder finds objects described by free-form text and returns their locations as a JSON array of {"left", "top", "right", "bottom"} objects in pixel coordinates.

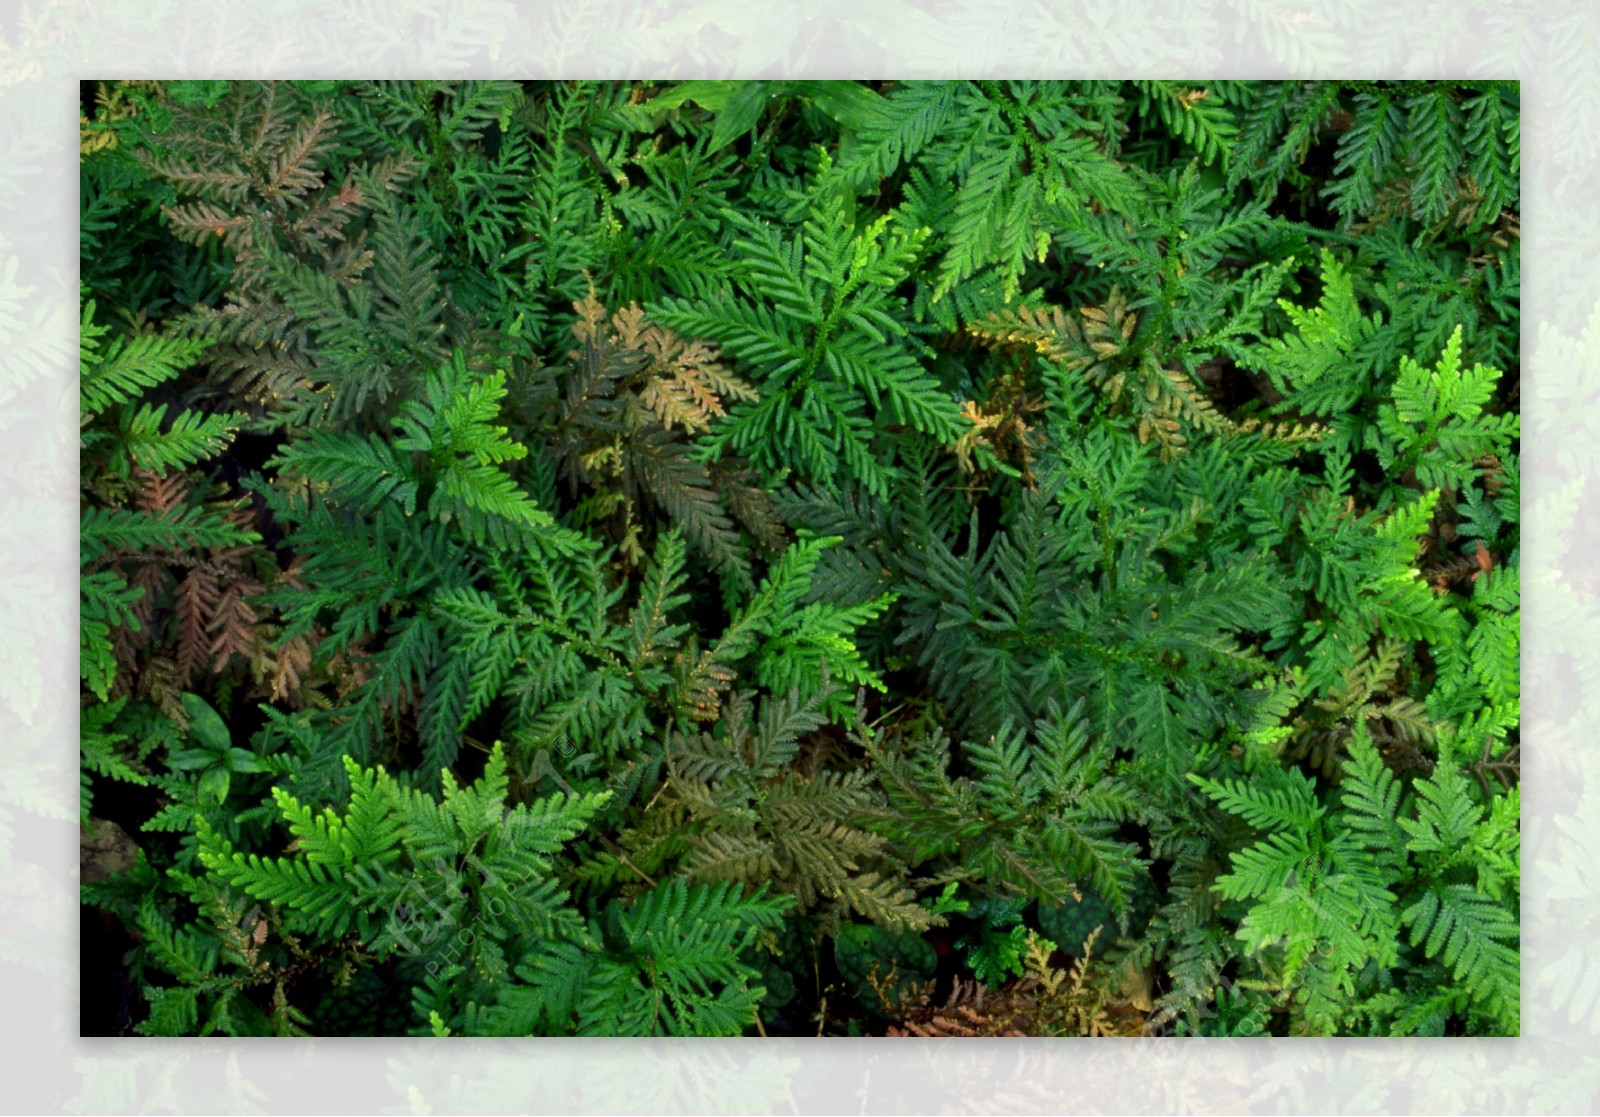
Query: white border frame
[{"left": 6, "top": 3, "right": 1591, "bottom": 1111}]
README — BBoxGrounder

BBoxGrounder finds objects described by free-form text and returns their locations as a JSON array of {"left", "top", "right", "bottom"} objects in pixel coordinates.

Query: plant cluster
[{"left": 80, "top": 78, "right": 1518, "bottom": 1037}]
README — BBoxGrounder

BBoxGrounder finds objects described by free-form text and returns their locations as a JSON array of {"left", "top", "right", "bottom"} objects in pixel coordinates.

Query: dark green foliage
[
  {"left": 470, "top": 878, "right": 789, "bottom": 1036},
  {"left": 601, "top": 686, "right": 929, "bottom": 932},
  {"left": 649, "top": 167, "right": 967, "bottom": 498},
  {"left": 863, "top": 702, "right": 1146, "bottom": 915},
  {"left": 834, "top": 921, "right": 939, "bottom": 1013},
  {"left": 81, "top": 79, "right": 1517, "bottom": 1038}
]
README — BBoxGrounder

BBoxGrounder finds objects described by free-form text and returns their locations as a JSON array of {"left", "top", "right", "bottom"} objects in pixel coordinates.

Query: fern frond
[
  {"left": 80, "top": 305, "right": 213, "bottom": 419},
  {"left": 1401, "top": 883, "right": 1518, "bottom": 1029}
]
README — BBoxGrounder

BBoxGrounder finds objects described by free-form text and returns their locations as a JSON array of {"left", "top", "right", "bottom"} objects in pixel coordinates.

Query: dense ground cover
[{"left": 79, "top": 79, "right": 1519, "bottom": 1036}]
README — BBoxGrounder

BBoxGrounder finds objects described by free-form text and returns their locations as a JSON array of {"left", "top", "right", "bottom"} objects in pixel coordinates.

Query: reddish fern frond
[
  {"left": 613, "top": 300, "right": 754, "bottom": 433},
  {"left": 971, "top": 288, "right": 1231, "bottom": 462},
  {"left": 885, "top": 979, "right": 1025, "bottom": 1037},
  {"left": 885, "top": 931, "right": 1124, "bottom": 1038},
  {"left": 887, "top": 1003, "right": 1023, "bottom": 1037},
  {"left": 265, "top": 109, "right": 337, "bottom": 200},
  {"left": 151, "top": 164, "right": 255, "bottom": 206},
  {"left": 269, "top": 629, "right": 313, "bottom": 705},
  {"left": 162, "top": 201, "right": 253, "bottom": 252},
  {"left": 173, "top": 566, "right": 222, "bottom": 687},
  {"left": 290, "top": 174, "right": 364, "bottom": 254},
  {"left": 135, "top": 467, "right": 190, "bottom": 519},
  {"left": 208, "top": 577, "right": 263, "bottom": 675}
]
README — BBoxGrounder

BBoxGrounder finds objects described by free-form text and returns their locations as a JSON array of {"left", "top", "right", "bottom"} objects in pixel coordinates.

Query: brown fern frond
[
  {"left": 151, "top": 164, "right": 255, "bottom": 206},
  {"left": 1422, "top": 549, "right": 1483, "bottom": 593},
  {"left": 633, "top": 372, "right": 718, "bottom": 434},
  {"left": 1159, "top": 361, "right": 1233, "bottom": 437},
  {"left": 1469, "top": 740, "right": 1519, "bottom": 799},
  {"left": 134, "top": 467, "right": 189, "bottom": 519},
  {"left": 229, "top": 352, "right": 315, "bottom": 406},
  {"left": 1375, "top": 695, "right": 1437, "bottom": 746},
  {"left": 571, "top": 292, "right": 754, "bottom": 435},
  {"left": 628, "top": 315, "right": 754, "bottom": 433},
  {"left": 970, "top": 288, "right": 1230, "bottom": 461},
  {"left": 557, "top": 290, "right": 764, "bottom": 585},
  {"left": 138, "top": 655, "right": 186, "bottom": 728},
  {"left": 268, "top": 629, "right": 313, "bottom": 706},
  {"left": 326, "top": 636, "right": 376, "bottom": 698},
  {"left": 829, "top": 869, "right": 931, "bottom": 933},
  {"left": 660, "top": 699, "right": 926, "bottom": 932},
  {"left": 173, "top": 566, "right": 222, "bottom": 688},
  {"left": 189, "top": 296, "right": 307, "bottom": 347},
  {"left": 162, "top": 201, "right": 253, "bottom": 252},
  {"left": 673, "top": 647, "right": 737, "bottom": 723},
  {"left": 569, "top": 290, "right": 617, "bottom": 352},
  {"left": 264, "top": 109, "right": 337, "bottom": 201},
  {"left": 968, "top": 302, "right": 1082, "bottom": 366},
  {"left": 885, "top": 980, "right": 1026, "bottom": 1037},
  {"left": 358, "top": 153, "right": 425, "bottom": 198},
  {"left": 885, "top": 930, "right": 1125, "bottom": 1038},
  {"left": 290, "top": 175, "right": 364, "bottom": 255},
  {"left": 1233, "top": 416, "right": 1325, "bottom": 445},
  {"left": 666, "top": 776, "right": 724, "bottom": 818},
  {"left": 208, "top": 578, "right": 263, "bottom": 675},
  {"left": 174, "top": 291, "right": 317, "bottom": 408},
  {"left": 604, "top": 301, "right": 652, "bottom": 350},
  {"left": 950, "top": 354, "right": 1045, "bottom": 483},
  {"left": 321, "top": 234, "right": 376, "bottom": 285},
  {"left": 142, "top": 81, "right": 393, "bottom": 361}
]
